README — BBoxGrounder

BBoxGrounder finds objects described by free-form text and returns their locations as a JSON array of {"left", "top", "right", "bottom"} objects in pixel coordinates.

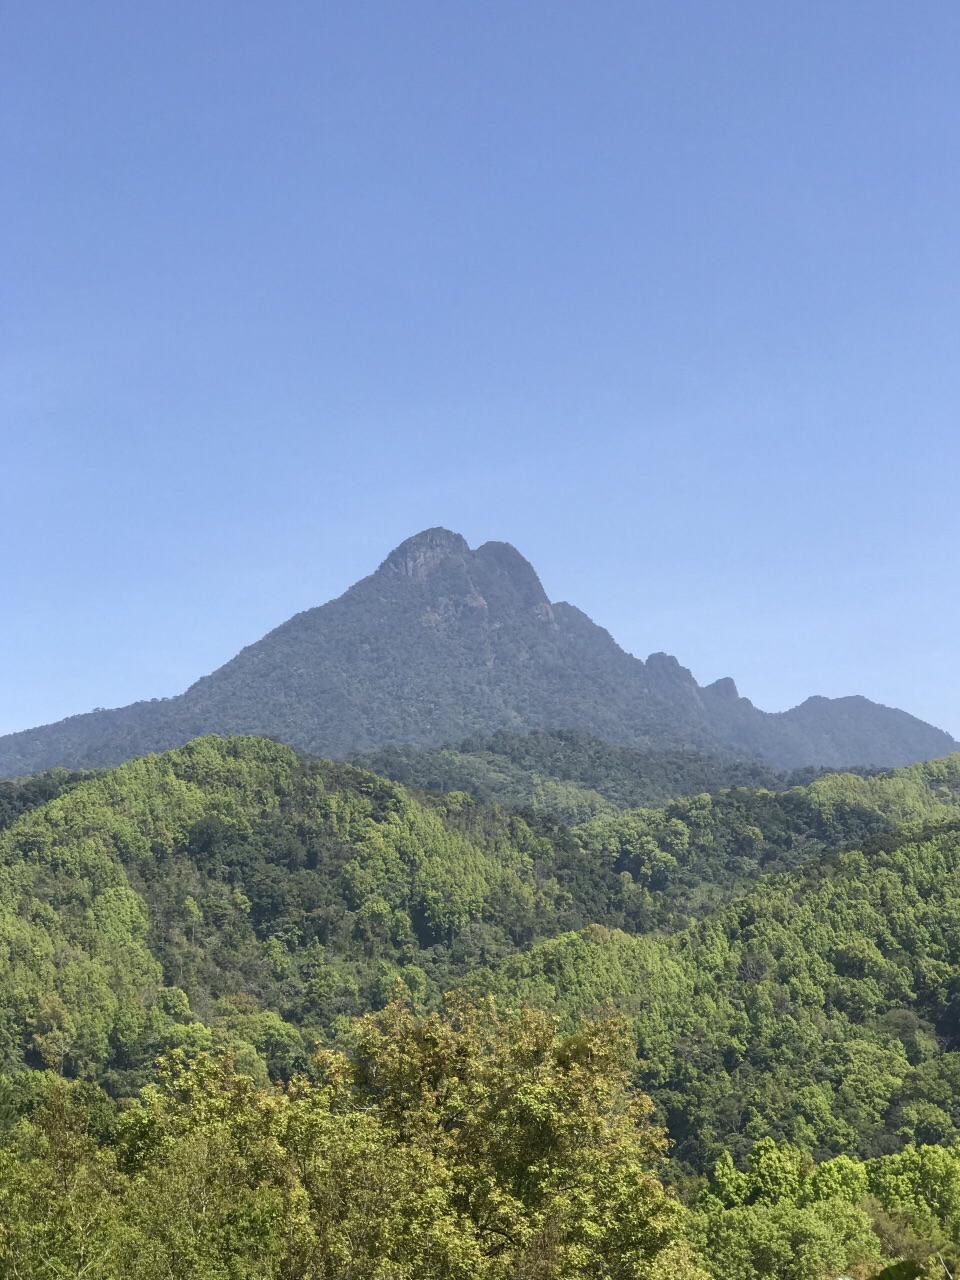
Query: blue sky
[{"left": 2, "top": 2, "right": 959, "bottom": 738}]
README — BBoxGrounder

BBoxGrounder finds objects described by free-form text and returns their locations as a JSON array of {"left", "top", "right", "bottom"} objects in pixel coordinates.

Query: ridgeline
[{"left": 0, "top": 529, "right": 955, "bottom": 776}]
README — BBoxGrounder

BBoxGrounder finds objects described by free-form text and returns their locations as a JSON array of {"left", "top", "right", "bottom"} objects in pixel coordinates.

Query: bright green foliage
[
  {"left": 0, "top": 780, "right": 164, "bottom": 1080},
  {"left": 691, "top": 1140, "right": 880, "bottom": 1278},
  {"left": 4, "top": 738, "right": 960, "bottom": 1274},
  {"left": 0, "top": 736, "right": 563, "bottom": 1085},
  {"left": 5, "top": 734, "right": 960, "bottom": 1156},
  {"left": 474, "top": 809, "right": 960, "bottom": 1168},
  {"left": 0, "top": 999, "right": 705, "bottom": 1279},
  {"left": 690, "top": 1138, "right": 960, "bottom": 1278},
  {"left": 691, "top": 1197, "right": 881, "bottom": 1280},
  {"left": 863, "top": 1142, "right": 960, "bottom": 1271}
]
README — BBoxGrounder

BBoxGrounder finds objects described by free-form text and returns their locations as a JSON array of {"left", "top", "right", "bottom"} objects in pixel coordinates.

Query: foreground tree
[
  {"left": 335, "top": 993, "right": 705, "bottom": 1278},
  {"left": 0, "top": 996, "right": 705, "bottom": 1279}
]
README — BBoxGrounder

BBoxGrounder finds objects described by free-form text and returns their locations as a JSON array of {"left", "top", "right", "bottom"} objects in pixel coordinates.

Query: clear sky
[{"left": 2, "top": 2, "right": 959, "bottom": 739}]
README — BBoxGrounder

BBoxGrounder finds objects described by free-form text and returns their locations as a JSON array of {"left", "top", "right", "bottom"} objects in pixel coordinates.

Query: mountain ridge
[{"left": 0, "top": 527, "right": 954, "bottom": 775}]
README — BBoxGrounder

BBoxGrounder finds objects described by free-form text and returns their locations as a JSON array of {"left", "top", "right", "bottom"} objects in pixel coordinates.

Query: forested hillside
[
  {"left": 5, "top": 735, "right": 960, "bottom": 1089},
  {"left": 5, "top": 734, "right": 960, "bottom": 1274},
  {"left": 475, "top": 817, "right": 960, "bottom": 1162},
  {"left": 352, "top": 729, "right": 792, "bottom": 819},
  {"left": 1, "top": 529, "right": 955, "bottom": 776}
]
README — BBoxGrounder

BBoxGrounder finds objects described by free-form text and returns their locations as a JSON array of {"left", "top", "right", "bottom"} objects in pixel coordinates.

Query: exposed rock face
[
  {"left": 383, "top": 528, "right": 471, "bottom": 580},
  {"left": 0, "top": 529, "right": 955, "bottom": 776}
]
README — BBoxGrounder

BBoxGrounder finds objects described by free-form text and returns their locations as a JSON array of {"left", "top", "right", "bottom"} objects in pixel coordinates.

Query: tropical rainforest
[{"left": 3, "top": 731, "right": 960, "bottom": 1276}]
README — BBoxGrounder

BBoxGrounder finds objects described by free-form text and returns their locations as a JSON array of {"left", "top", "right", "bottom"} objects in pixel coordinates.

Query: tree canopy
[{"left": 5, "top": 734, "right": 960, "bottom": 1274}]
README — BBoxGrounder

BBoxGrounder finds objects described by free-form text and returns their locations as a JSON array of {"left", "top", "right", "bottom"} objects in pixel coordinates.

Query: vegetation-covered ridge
[
  {"left": 351, "top": 728, "right": 794, "bottom": 820},
  {"left": 0, "top": 733, "right": 573, "bottom": 1088},
  {"left": 473, "top": 811, "right": 960, "bottom": 1173},
  {"left": 0, "top": 528, "right": 955, "bottom": 777}
]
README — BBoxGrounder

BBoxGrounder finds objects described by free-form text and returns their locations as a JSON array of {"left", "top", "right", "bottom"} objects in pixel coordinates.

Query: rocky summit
[{"left": 0, "top": 527, "right": 955, "bottom": 775}]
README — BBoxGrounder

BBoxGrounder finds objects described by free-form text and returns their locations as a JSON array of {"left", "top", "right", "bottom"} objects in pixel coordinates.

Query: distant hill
[
  {"left": 0, "top": 527, "right": 955, "bottom": 775},
  {"left": 351, "top": 730, "right": 794, "bottom": 820}
]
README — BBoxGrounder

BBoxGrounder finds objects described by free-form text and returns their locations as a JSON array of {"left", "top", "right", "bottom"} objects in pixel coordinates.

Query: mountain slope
[
  {"left": 0, "top": 528, "right": 954, "bottom": 775},
  {"left": 474, "top": 814, "right": 960, "bottom": 1170},
  {"left": 0, "top": 734, "right": 577, "bottom": 1085}
]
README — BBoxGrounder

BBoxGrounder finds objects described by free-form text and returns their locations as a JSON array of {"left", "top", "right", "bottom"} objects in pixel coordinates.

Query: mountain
[{"left": 0, "top": 527, "right": 955, "bottom": 776}]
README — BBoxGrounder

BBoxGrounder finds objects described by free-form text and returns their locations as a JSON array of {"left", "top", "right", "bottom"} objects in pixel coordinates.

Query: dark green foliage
[
  {"left": 353, "top": 729, "right": 791, "bottom": 820},
  {"left": 0, "top": 529, "right": 954, "bottom": 776},
  {"left": 0, "top": 766, "right": 96, "bottom": 830},
  {"left": 569, "top": 757, "right": 960, "bottom": 930}
]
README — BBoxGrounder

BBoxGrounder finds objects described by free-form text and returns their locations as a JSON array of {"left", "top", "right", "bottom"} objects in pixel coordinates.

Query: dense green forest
[
  {"left": 0, "top": 999, "right": 707, "bottom": 1279},
  {"left": 4, "top": 733, "right": 960, "bottom": 1275}
]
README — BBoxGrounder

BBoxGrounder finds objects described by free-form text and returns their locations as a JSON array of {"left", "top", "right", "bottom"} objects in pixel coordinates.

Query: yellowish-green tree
[{"left": 0, "top": 997, "right": 705, "bottom": 1279}]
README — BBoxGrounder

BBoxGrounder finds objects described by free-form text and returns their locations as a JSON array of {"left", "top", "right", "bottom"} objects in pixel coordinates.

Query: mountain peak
[
  {"left": 375, "top": 530, "right": 550, "bottom": 605},
  {"left": 0, "top": 529, "right": 956, "bottom": 776},
  {"left": 379, "top": 528, "right": 469, "bottom": 580}
]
